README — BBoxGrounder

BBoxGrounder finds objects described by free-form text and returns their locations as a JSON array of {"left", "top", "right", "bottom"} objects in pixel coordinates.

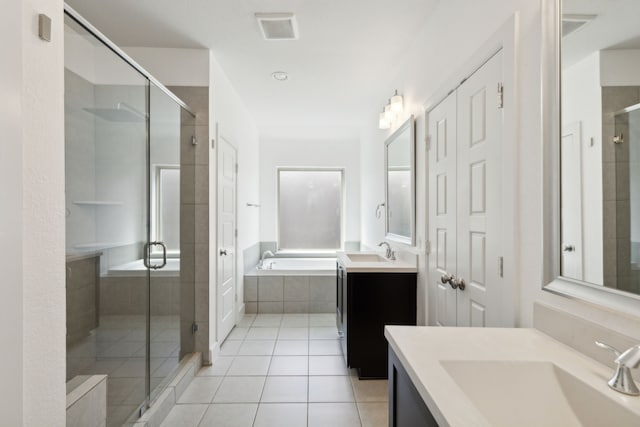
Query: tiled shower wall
[
  {"left": 169, "top": 86, "right": 211, "bottom": 362},
  {"left": 602, "top": 86, "right": 640, "bottom": 294}
]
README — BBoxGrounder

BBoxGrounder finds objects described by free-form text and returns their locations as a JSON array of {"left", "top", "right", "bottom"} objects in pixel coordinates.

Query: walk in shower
[{"left": 64, "top": 6, "right": 195, "bottom": 426}]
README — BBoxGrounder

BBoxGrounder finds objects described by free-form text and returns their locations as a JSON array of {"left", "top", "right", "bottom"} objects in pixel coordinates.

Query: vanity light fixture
[
  {"left": 379, "top": 90, "right": 404, "bottom": 130},
  {"left": 390, "top": 90, "right": 403, "bottom": 114},
  {"left": 379, "top": 108, "right": 390, "bottom": 130},
  {"left": 384, "top": 102, "right": 395, "bottom": 122}
]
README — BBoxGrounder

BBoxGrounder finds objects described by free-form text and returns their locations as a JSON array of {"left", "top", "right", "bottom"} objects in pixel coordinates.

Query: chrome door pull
[
  {"left": 219, "top": 249, "right": 227, "bottom": 256},
  {"left": 144, "top": 241, "right": 167, "bottom": 270}
]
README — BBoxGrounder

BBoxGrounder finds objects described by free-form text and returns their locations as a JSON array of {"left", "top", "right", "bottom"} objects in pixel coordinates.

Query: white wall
[
  {"left": 359, "top": 0, "right": 640, "bottom": 338},
  {"left": 21, "top": 1, "right": 67, "bottom": 426},
  {"left": 561, "top": 52, "right": 603, "bottom": 285},
  {"left": 259, "top": 137, "right": 361, "bottom": 246},
  {"left": 600, "top": 49, "right": 640, "bottom": 86},
  {"left": 209, "top": 53, "right": 261, "bottom": 351},
  {"left": 124, "top": 47, "right": 210, "bottom": 87},
  {"left": 0, "top": 0, "right": 23, "bottom": 424}
]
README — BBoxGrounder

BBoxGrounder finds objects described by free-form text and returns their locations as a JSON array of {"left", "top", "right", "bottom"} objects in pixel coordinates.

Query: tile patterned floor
[{"left": 160, "top": 313, "right": 388, "bottom": 427}]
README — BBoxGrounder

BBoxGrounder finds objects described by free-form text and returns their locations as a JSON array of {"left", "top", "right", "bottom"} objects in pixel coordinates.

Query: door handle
[
  {"left": 452, "top": 276, "right": 466, "bottom": 291},
  {"left": 219, "top": 249, "right": 227, "bottom": 256},
  {"left": 144, "top": 241, "right": 167, "bottom": 270},
  {"left": 562, "top": 245, "right": 575, "bottom": 253},
  {"left": 441, "top": 273, "right": 454, "bottom": 285}
]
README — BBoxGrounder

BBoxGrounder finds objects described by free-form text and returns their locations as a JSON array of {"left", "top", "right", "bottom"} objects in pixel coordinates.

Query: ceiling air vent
[
  {"left": 562, "top": 14, "right": 597, "bottom": 37},
  {"left": 255, "top": 13, "right": 299, "bottom": 40}
]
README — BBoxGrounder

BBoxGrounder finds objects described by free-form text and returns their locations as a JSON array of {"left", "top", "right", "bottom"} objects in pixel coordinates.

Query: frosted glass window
[
  {"left": 278, "top": 169, "right": 343, "bottom": 250},
  {"left": 154, "top": 166, "right": 180, "bottom": 252}
]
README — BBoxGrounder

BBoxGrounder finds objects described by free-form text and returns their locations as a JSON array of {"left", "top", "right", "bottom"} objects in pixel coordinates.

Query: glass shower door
[
  {"left": 64, "top": 13, "right": 149, "bottom": 426},
  {"left": 147, "top": 83, "right": 195, "bottom": 400}
]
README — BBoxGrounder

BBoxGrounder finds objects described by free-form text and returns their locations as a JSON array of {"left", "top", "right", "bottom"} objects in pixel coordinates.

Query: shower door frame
[{"left": 64, "top": 2, "right": 196, "bottom": 417}]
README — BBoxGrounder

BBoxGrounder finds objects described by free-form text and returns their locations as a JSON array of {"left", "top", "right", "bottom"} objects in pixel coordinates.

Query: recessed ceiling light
[{"left": 272, "top": 71, "right": 289, "bottom": 81}]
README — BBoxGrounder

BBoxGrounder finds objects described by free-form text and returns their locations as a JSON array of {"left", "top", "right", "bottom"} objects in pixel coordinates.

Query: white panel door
[
  {"left": 560, "top": 122, "right": 584, "bottom": 280},
  {"left": 455, "top": 50, "right": 504, "bottom": 327},
  {"left": 427, "top": 92, "right": 458, "bottom": 327},
  {"left": 217, "top": 136, "right": 237, "bottom": 342}
]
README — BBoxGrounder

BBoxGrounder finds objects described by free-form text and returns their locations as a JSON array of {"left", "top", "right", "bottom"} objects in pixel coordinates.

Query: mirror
[
  {"left": 385, "top": 115, "right": 415, "bottom": 245},
  {"left": 543, "top": 0, "right": 640, "bottom": 314},
  {"left": 560, "top": 0, "right": 640, "bottom": 297}
]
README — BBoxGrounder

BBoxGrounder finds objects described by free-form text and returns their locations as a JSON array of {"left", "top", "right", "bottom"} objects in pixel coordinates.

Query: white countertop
[
  {"left": 336, "top": 251, "right": 417, "bottom": 273},
  {"left": 385, "top": 326, "right": 640, "bottom": 427}
]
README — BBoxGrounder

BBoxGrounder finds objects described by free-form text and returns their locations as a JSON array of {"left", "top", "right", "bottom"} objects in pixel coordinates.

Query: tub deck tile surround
[
  {"left": 245, "top": 258, "right": 337, "bottom": 314},
  {"left": 157, "top": 313, "right": 387, "bottom": 427}
]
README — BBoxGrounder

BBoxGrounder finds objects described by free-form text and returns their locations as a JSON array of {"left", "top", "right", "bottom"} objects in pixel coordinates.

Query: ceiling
[
  {"left": 66, "top": 0, "right": 439, "bottom": 141},
  {"left": 563, "top": 0, "right": 640, "bottom": 67}
]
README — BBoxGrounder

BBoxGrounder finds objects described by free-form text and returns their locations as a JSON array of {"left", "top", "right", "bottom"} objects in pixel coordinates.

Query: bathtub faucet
[{"left": 259, "top": 250, "right": 275, "bottom": 269}]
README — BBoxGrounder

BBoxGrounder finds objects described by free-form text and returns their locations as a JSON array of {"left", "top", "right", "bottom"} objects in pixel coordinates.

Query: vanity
[
  {"left": 336, "top": 251, "right": 417, "bottom": 379},
  {"left": 386, "top": 326, "right": 640, "bottom": 427}
]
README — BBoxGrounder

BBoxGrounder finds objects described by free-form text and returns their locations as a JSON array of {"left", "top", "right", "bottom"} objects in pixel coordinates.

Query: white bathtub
[
  {"left": 257, "top": 258, "right": 336, "bottom": 276},
  {"left": 107, "top": 258, "right": 180, "bottom": 277}
]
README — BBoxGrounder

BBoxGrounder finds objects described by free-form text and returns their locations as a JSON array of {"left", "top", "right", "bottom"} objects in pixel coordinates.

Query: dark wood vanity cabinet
[
  {"left": 336, "top": 262, "right": 417, "bottom": 379},
  {"left": 388, "top": 348, "right": 439, "bottom": 427}
]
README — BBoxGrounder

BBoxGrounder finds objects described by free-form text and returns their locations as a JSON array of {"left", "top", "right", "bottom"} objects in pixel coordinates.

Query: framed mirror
[
  {"left": 542, "top": 0, "right": 640, "bottom": 316},
  {"left": 384, "top": 115, "right": 415, "bottom": 245}
]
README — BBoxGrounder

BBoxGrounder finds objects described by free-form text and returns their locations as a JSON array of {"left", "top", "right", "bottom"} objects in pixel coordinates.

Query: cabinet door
[
  {"left": 427, "top": 49, "right": 513, "bottom": 328},
  {"left": 427, "top": 91, "right": 458, "bottom": 327},
  {"left": 455, "top": 50, "right": 504, "bottom": 327}
]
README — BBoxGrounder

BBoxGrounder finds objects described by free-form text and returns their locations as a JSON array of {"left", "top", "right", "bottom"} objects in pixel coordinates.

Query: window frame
[
  {"left": 150, "top": 164, "right": 180, "bottom": 257},
  {"left": 276, "top": 167, "right": 345, "bottom": 253}
]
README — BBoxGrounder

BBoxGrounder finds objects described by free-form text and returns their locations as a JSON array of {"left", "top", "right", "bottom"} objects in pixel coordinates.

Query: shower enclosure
[
  {"left": 614, "top": 104, "right": 640, "bottom": 292},
  {"left": 64, "top": 6, "right": 195, "bottom": 425}
]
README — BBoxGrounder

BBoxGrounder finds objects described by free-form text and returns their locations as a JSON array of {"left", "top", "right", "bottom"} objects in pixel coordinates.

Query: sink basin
[
  {"left": 441, "top": 360, "right": 638, "bottom": 427},
  {"left": 346, "top": 253, "right": 388, "bottom": 263}
]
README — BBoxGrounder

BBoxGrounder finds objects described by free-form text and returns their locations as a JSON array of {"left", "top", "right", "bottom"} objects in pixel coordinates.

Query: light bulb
[
  {"left": 384, "top": 103, "right": 394, "bottom": 122},
  {"left": 379, "top": 111, "right": 390, "bottom": 130},
  {"left": 390, "top": 91, "right": 403, "bottom": 114}
]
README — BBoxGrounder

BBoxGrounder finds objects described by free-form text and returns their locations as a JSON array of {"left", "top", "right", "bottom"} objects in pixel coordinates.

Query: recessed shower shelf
[{"left": 73, "top": 201, "right": 124, "bottom": 206}]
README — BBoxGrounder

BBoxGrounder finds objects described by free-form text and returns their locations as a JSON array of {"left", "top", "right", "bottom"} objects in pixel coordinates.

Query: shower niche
[{"left": 64, "top": 8, "right": 196, "bottom": 426}]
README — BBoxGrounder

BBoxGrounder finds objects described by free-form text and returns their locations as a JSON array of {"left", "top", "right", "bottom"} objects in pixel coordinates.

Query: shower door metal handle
[{"left": 144, "top": 241, "right": 168, "bottom": 270}]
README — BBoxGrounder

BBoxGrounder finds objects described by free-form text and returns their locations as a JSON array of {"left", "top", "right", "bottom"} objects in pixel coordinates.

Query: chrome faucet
[
  {"left": 259, "top": 250, "right": 274, "bottom": 269},
  {"left": 378, "top": 241, "right": 396, "bottom": 260},
  {"left": 596, "top": 341, "right": 640, "bottom": 395}
]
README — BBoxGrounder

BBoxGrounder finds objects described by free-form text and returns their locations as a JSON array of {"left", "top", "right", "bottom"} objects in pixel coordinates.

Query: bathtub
[
  {"left": 258, "top": 257, "right": 337, "bottom": 276},
  {"left": 246, "top": 257, "right": 337, "bottom": 314},
  {"left": 107, "top": 258, "right": 180, "bottom": 277},
  {"left": 101, "top": 258, "right": 181, "bottom": 316}
]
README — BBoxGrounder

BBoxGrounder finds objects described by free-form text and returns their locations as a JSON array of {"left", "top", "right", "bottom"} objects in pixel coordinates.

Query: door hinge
[
  {"left": 498, "top": 256, "right": 504, "bottom": 278},
  {"left": 191, "top": 322, "right": 198, "bottom": 335},
  {"left": 234, "top": 229, "right": 238, "bottom": 238},
  {"left": 497, "top": 83, "right": 504, "bottom": 109},
  {"left": 211, "top": 139, "right": 215, "bottom": 149},
  {"left": 235, "top": 163, "right": 239, "bottom": 174},
  {"left": 425, "top": 240, "right": 431, "bottom": 255},
  {"left": 426, "top": 136, "right": 431, "bottom": 151},
  {"left": 191, "top": 136, "right": 198, "bottom": 146}
]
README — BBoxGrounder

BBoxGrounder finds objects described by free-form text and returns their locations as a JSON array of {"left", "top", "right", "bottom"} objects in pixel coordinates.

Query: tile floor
[
  {"left": 66, "top": 315, "right": 182, "bottom": 427},
  {"left": 160, "top": 313, "right": 388, "bottom": 427}
]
